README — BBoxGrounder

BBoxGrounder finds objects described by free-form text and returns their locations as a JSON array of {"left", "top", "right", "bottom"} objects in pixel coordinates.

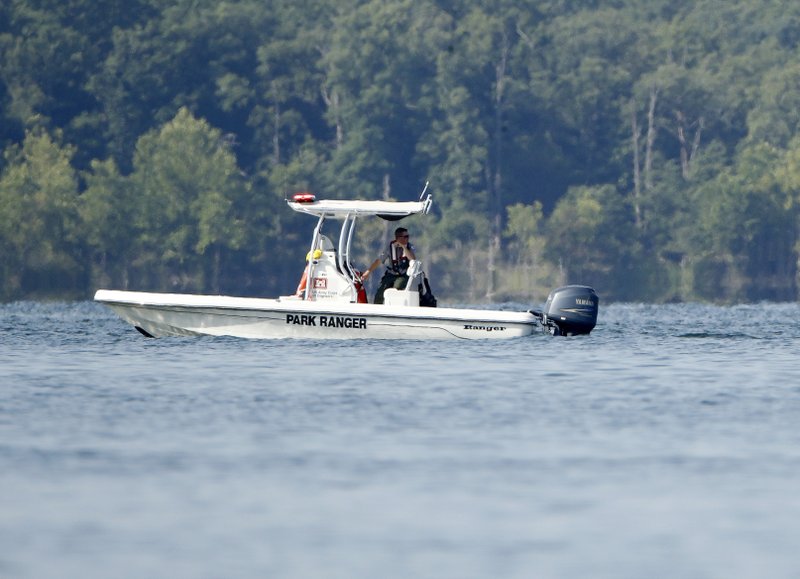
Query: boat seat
[
  {"left": 383, "top": 260, "right": 424, "bottom": 307},
  {"left": 383, "top": 288, "right": 420, "bottom": 307}
]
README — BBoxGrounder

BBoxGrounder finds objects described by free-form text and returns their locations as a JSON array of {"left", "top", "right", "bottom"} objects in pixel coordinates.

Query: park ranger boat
[{"left": 95, "top": 188, "right": 598, "bottom": 339}]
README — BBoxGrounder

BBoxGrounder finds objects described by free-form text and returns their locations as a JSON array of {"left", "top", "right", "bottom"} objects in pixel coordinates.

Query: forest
[{"left": 2, "top": 0, "right": 800, "bottom": 303}]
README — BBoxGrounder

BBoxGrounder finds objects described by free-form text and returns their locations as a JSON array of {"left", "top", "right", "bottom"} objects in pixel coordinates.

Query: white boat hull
[{"left": 95, "top": 290, "right": 541, "bottom": 340}]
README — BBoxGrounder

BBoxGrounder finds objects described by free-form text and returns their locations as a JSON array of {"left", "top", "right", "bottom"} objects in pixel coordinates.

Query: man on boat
[{"left": 361, "top": 227, "right": 416, "bottom": 304}]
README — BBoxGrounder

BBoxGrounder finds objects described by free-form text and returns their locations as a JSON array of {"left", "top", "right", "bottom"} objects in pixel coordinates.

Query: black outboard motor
[{"left": 532, "top": 285, "right": 599, "bottom": 336}]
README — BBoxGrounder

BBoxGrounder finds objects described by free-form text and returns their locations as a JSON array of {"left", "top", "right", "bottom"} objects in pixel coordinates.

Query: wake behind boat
[{"left": 95, "top": 189, "right": 598, "bottom": 340}]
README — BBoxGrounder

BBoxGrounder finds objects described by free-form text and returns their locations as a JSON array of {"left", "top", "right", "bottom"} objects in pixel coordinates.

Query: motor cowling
[{"left": 540, "top": 285, "right": 599, "bottom": 336}]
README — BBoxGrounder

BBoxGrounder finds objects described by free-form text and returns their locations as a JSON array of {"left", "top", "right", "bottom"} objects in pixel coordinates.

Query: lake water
[{"left": 1, "top": 300, "right": 800, "bottom": 579}]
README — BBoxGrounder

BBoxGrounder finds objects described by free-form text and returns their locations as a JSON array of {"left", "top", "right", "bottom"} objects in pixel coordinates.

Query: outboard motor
[{"left": 532, "top": 285, "right": 599, "bottom": 336}]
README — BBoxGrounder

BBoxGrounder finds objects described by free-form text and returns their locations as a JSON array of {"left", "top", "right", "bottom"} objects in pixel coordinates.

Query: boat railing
[
  {"left": 405, "top": 260, "right": 424, "bottom": 293},
  {"left": 337, "top": 214, "right": 361, "bottom": 302}
]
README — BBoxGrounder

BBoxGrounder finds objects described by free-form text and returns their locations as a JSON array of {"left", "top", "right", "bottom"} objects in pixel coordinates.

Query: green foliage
[
  {"left": 688, "top": 142, "right": 795, "bottom": 301},
  {"left": 747, "top": 63, "right": 800, "bottom": 148},
  {"left": 545, "top": 185, "right": 637, "bottom": 293},
  {"left": 2, "top": 0, "right": 800, "bottom": 302},
  {"left": 79, "top": 157, "right": 135, "bottom": 288},
  {"left": 504, "top": 202, "right": 545, "bottom": 260},
  {"left": 497, "top": 201, "right": 554, "bottom": 299},
  {"left": 124, "top": 107, "right": 248, "bottom": 291},
  {"left": 0, "top": 130, "right": 81, "bottom": 298}
]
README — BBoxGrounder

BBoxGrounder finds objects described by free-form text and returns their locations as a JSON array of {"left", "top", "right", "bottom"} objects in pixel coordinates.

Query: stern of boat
[{"left": 531, "top": 285, "right": 599, "bottom": 336}]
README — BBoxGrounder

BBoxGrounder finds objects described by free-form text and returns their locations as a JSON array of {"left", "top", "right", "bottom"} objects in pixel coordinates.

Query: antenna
[{"left": 418, "top": 180, "right": 430, "bottom": 201}]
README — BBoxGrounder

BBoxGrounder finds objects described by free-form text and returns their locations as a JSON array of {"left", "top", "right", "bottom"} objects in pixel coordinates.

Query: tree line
[{"left": 2, "top": 0, "right": 800, "bottom": 303}]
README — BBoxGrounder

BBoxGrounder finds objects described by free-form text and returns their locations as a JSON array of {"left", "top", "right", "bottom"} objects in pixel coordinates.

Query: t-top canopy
[{"left": 287, "top": 196, "right": 433, "bottom": 220}]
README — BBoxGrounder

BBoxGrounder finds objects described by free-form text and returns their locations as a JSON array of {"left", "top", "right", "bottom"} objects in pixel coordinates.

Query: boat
[{"left": 94, "top": 188, "right": 599, "bottom": 340}]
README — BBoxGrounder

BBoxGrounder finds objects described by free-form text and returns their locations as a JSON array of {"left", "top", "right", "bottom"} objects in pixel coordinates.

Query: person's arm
[
  {"left": 361, "top": 257, "right": 382, "bottom": 280},
  {"left": 396, "top": 237, "right": 416, "bottom": 261}
]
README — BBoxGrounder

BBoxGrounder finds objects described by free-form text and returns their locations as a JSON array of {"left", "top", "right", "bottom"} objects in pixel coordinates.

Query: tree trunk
[
  {"left": 644, "top": 86, "right": 658, "bottom": 192},
  {"left": 273, "top": 103, "right": 281, "bottom": 165},
  {"left": 675, "top": 110, "right": 704, "bottom": 180},
  {"left": 468, "top": 251, "right": 477, "bottom": 303},
  {"left": 321, "top": 86, "right": 343, "bottom": 148},
  {"left": 630, "top": 101, "right": 642, "bottom": 229},
  {"left": 381, "top": 173, "right": 392, "bottom": 241},
  {"left": 213, "top": 246, "right": 221, "bottom": 294},
  {"left": 486, "top": 31, "right": 509, "bottom": 301}
]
